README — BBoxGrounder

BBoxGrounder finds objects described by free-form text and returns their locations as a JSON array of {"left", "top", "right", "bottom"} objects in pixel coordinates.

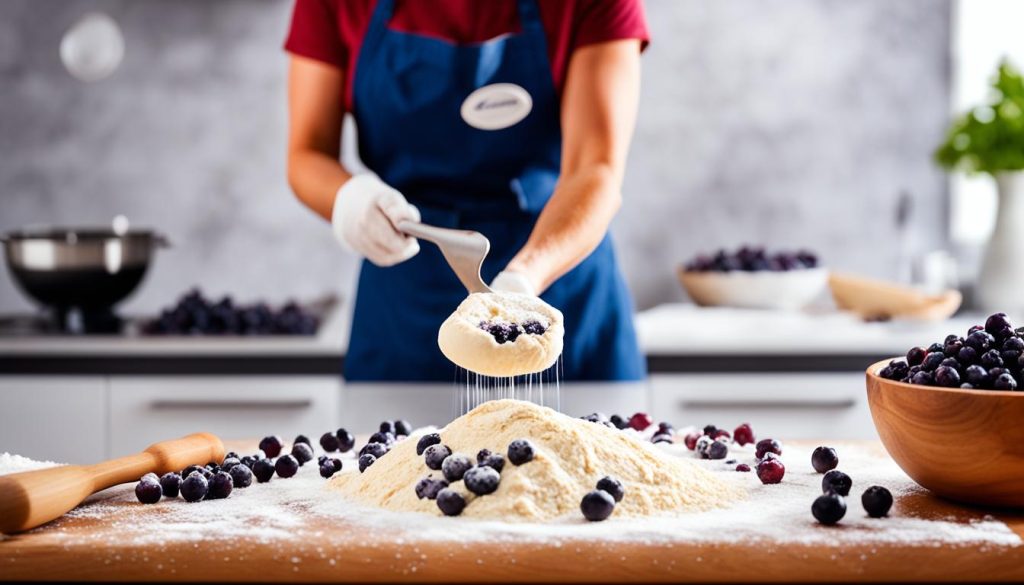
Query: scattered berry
[
  {"left": 684, "top": 432, "right": 701, "bottom": 450},
  {"left": 822, "top": 470, "right": 852, "bottom": 496},
  {"left": 258, "top": 436, "right": 283, "bottom": 458},
  {"left": 207, "top": 471, "right": 233, "bottom": 499},
  {"left": 358, "top": 454, "right": 376, "bottom": 473},
  {"left": 319, "top": 432, "right": 340, "bottom": 452},
  {"left": 335, "top": 428, "right": 356, "bottom": 452},
  {"left": 360, "top": 442, "right": 388, "bottom": 459},
  {"left": 229, "top": 464, "right": 253, "bottom": 488},
  {"left": 629, "top": 412, "right": 653, "bottom": 431},
  {"left": 275, "top": 454, "right": 300, "bottom": 479},
  {"left": 609, "top": 414, "right": 628, "bottom": 430},
  {"left": 319, "top": 462, "right": 337, "bottom": 478},
  {"left": 596, "top": 476, "right": 625, "bottom": 502},
  {"left": 464, "top": 466, "right": 501, "bottom": 495},
  {"left": 756, "top": 458, "right": 785, "bottom": 484},
  {"left": 695, "top": 436, "right": 714, "bottom": 458},
  {"left": 708, "top": 440, "right": 729, "bottom": 460},
  {"left": 180, "top": 473, "right": 209, "bottom": 502},
  {"left": 812, "top": 492, "right": 847, "bottom": 525},
  {"left": 293, "top": 434, "right": 311, "bottom": 447},
  {"left": 416, "top": 433, "right": 442, "bottom": 456},
  {"left": 159, "top": 472, "right": 181, "bottom": 498},
  {"left": 733, "top": 423, "right": 755, "bottom": 446},
  {"left": 415, "top": 476, "right": 449, "bottom": 500},
  {"left": 580, "top": 490, "right": 616, "bottom": 521},
  {"left": 424, "top": 444, "right": 452, "bottom": 470},
  {"left": 368, "top": 431, "right": 395, "bottom": 445},
  {"left": 436, "top": 488, "right": 467, "bottom": 516},
  {"left": 240, "top": 455, "right": 258, "bottom": 469},
  {"left": 507, "top": 439, "right": 535, "bottom": 465},
  {"left": 394, "top": 420, "right": 413, "bottom": 436},
  {"left": 441, "top": 454, "right": 474, "bottom": 482},
  {"left": 861, "top": 485, "right": 894, "bottom": 518},
  {"left": 755, "top": 438, "right": 782, "bottom": 459},
  {"left": 252, "top": 458, "right": 275, "bottom": 483},
  {"left": 651, "top": 434, "right": 674, "bottom": 444},
  {"left": 479, "top": 453, "right": 506, "bottom": 472},
  {"left": 811, "top": 446, "right": 839, "bottom": 473},
  {"left": 736, "top": 463, "right": 751, "bottom": 472},
  {"left": 220, "top": 458, "right": 240, "bottom": 472},
  {"left": 135, "top": 480, "right": 162, "bottom": 504},
  {"left": 291, "top": 443, "right": 314, "bottom": 466}
]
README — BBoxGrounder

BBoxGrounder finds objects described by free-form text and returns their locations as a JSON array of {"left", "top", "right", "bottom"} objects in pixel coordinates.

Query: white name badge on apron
[{"left": 460, "top": 83, "right": 533, "bottom": 130}]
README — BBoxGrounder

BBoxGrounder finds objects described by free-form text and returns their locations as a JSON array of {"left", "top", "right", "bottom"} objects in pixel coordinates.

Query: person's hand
[
  {"left": 490, "top": 270, "right": 537, "bottom": 296},
  {"left": 331, "top": 174, "right": 421, "bottom": 267}
]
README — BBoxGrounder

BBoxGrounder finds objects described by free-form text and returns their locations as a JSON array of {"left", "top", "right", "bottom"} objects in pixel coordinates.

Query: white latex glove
[
  {"left": 491, "top": 270, "right": 536, "bottom": 296},
  {"left": 332, "top": 174, "right": 421, "bottom": 267}
]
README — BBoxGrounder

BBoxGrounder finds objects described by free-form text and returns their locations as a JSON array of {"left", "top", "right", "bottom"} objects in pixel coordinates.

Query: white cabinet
[
  {"left": 109, "top": 376, "right": 341, "bottom": 457},
  {"left": 649, "top": 373, "right": 877, "bottom": 440},
  {"left": 0, "top": 376, "right": 107, "bottom": 464}
]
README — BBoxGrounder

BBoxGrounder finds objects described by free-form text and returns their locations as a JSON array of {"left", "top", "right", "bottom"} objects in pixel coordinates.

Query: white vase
[{"left": 977, "top": 172, "right": 1024, "bottom": 314}]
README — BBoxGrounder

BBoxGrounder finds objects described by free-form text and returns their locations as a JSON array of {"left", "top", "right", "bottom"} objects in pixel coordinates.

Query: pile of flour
[{"left": 330, "top": 399, "right": 741, "bottom": 521}]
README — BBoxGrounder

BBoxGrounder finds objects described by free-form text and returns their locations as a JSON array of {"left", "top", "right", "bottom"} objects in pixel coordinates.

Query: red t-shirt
[{"left": 284, "top": 0, "right": 650, "bottom": 109}]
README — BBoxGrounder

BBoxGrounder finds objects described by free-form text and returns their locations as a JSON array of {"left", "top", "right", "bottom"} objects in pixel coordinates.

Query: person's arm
[
  {"left": 501, "top": 39, "right": 642, "bottom": 294},
  {"left": 286, "top": 55, "right": 420, "bottom": 266}
]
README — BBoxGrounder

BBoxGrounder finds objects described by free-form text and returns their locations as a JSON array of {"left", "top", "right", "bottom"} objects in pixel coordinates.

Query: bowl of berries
[
  {"left": 866, "top": 312, "right": 1024, "bottom": 508},
  {"left": 678, "top": 246, "right": 827, "bottom": 310}
]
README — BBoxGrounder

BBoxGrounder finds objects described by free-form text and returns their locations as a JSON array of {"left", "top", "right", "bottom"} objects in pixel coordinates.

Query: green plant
[{"left": 935, "top": 59, "right": 1024, "bottom": 174}]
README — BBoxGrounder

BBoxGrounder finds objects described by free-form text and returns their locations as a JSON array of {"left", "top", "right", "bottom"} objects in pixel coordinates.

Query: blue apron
[{"left": 345, "top": 0, "right": 646, "bottom": 382}]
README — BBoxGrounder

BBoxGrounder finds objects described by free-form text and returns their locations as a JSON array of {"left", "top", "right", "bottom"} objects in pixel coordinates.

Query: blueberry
[
  {"left": 968, "top": 324, "right": 985, "bottom": 335},
  {"left": 415, "top": 476, "right": 449, "bottom": 500},
  {"left": 135, "top": 480, "right": 162, "bottom": 504},
  {"left": 393, "top": 420, "right": 412, "bottom": 436},
  {"left": 944, "top": 334, "right": 962, "bottom": 345},
  {"left": 416, "top": 433, "right": 442, "bottom": 456},
  {"left": 507, "top": 439, "right": 535, "bottom": 466},
  {"left": 1002, "top": 349, "right": 1021, "bottom": 364},
  {"left": 240, "top": 455, "right": 258, "bottom": 469},
  {"left": 258, "top": 435, "right": 283, "bottom": 458},
  {"left": 319, "top": 462, "right": 337, "bottom": 478},
  {"left": 695, "top": 435, "right": 714, "bottom": 458},
  {"left": 293, "top": 434, "right": 311, "bottom": 447},
  {"left": 652, "top": 434, "right": 674, "bottom": 445},
  {"left": 360, "top": 442, "right": 389, "bottom": 459},
  {"left": 221, "top": 457, "right": 241, "bottom": 472},
  {"left": 479, "top": 453, "right": 506, "bottom": 473},
  {"left": 207, "top": 471, "right": 233, "bottom": 499},
  {"left": 358, "top": 454, "right": 376, "bottom": 473},
  {"left": 180, "top": 473, "right": 209, "bottom": 502},
  {"left": 812, "top": 492, "right": 847, "bottom": 525},
  {"left": 822, "top": 470, "right": 852, "bottom": 496},
  {"left": 986, "top": 313, "right": 1012, "bottom": 335},
  {"left": 939, "top": 357, "right": 961, "bottom": 370},
  {"left": 159, "top": 472, "right": 181, "bottom": 498},
  {"left": 464, "top": 465, "right": 501, "bottom": 495},
  {"left": 935, "top": 365, "right": 961, "bottom": 388},
  {"left": 861, "top": 485, "right": 894, "bottom": 518},
  {"left": 1004, "top": 337, "right": 1024, "bottom": 353},
  {"left": 252, "top": 458, "right": 275, "bottom": 483},
  {"left": 811, "top": 446, "right": 839, "bottom": 473},
  {"left": 910, "top": 371, "right": 935, "bottom": 386},
  {"left": 755, "top": 438, "right": 782, "bottom": 459},
  {"left": 756, "top": 458, "right": 785, "bottom": 484},
  {"left": 320, "top": 432, "right": 340, "bottom": 452},
  {"left": 609, "top": 414, "right": 629, "bottom": 430},
  {"left": 966, "top": 331, "right": 995, "bottom": 352},
  {"left": 224, "top": 451, "right": 240, "bottom": 460},
  {"left": 927, "top": 342, "right": 945, "bottom": 354},
  {"left": 906, "top": 347, "right": 927, "bottom": 366},
  {"left": 733, "top": 423, "right": 755, "bottom": 446},
  {"left": 441, "top": 454, "right": 474, "bottom": 482},
  {"left": 436, "top": 488, "right": 467, "bottom": 516},
  {"left": 708, "top": 440, "right": 729, "bottom": 460},
  {"left": 275, "top": 454, "right": 300, "bottom": 478},
  {"left": 994, "top": 373, "right": 1018, "bottom": 390},
  {"left": 335, "top": 428, "right": 356, "bottom": 452},
  {"left": 596, "top": 476, "right": 625, "bottom": 502},
  {"left": 368, "top": 431, "right": 395, "bottom": 445},
  {"left": 958, "top": 346, "right": 979, "bottom": 364},
  {"left": 229, "top": 464, "right": 253, "bottom": 488},
  {"left": 291, "top": 443, "right": 314, "bottom": 466},
  {"left": 981, "top": 349, "right": 1004, "bottom": 369},
  {"left": 321, "top": 456, "right": 342, "bottom": 473},
  {"left": 521, "top": 320, "right": 547, "bottom": 335},
  {"left": 702, "top": 424, "right": 718, "bottom": 436},
  {"left": 944, "top": 341, "right": 963, "bottom": 357},
  {"left": 580, "top": 490, "right": 616, "bottom": 521},
  {"left": 379, "top": 421, "right": 395, "bottom": 435},
  {"left": 181, "top": 465, "right": 205, "bottom": 479},
  {"left": 424, "top": 444, "right": 452, "bottom": 470},
  {"left": 921, "top": 352, "right": 945, "bottom": 371},
  {"left": 205, "top": 463, "right": 220, "bottom": 473},
  {"left": 479, "top": 321, "right": 520, "bottom": 344}
]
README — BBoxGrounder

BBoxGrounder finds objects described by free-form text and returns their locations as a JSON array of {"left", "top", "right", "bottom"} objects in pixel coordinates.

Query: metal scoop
[{"left": 398, "top": 220, "right": 492, "bottom": 294}]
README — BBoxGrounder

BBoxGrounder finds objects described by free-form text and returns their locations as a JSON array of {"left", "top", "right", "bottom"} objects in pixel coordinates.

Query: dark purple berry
[
  {"left": 135, "top": 479, "right": 162, "bottom": 504},
  {"left": 755, "top": 438, "right": 782, "bottom": 459},
  {"left": 221, "top": 457, "right": 240, "bottom": 472},
  {"left": 252, "top": 458, "right": 275, "bottom": 483},
  {"left": 1004, "top": 337, "right": 1024, "bottom": 353},
  {"left": 275, "top": 454, "right": 299, "bottom": 478},
  {"left": 415, "top": 476, "right": 448, "bottom": 500},
  {"left": 229, "top": 464, "right": 253, "bottom": 488},
  {"left": 911, "top": 371, "right": 935, "bottom": 386},
  {"left": 416, "top": 433, "right": 442, "bottom": 456},
  {"left": 609, "top": 414, "right": 628, "bottom": 429},
  {"left": 811, "top": 446, "right": 839, "bottom": 473},
  {"left": 479, "top": 453, "right": 506, "bottom": 472},
  {"left": 756, "top": 458, "right": 785, "bottom": 484},
  {"left": 436, "top": 488, "right": 466, "bottom": 516},
  {"left": 966, "top": 330, "right": 995, "bottom": 352},
  {"left": 944, "top": 341, "right": 963, "bottom": 357},
  {"left": 507, "top": 439, "right": 535, "bottom": 465},
  {"left": 822, "top": 470, "right": 852, "bottom": 496},
  {"left": 424, "top": 444, "right": 452, "bottom": 470},
  {"left": 994, "top": 373, "right": 1018, "bottom": 391},
  {"left": 861, "top": 485, "right": 894, "bottom": 518},
  {"left": 736, "top": 463, "right": 751, "bottom": 472},
  {"left": 291, "top": 443, "right": 314, "bottom": 466},
  {"left": 927, "top": 342, "right": 945, "bottom": 353},
  {"left": 379, "top": 421, "right": 395, "bottom": 435},
  {"left": 160, "top": 472, "right": 181, "bottom": 498},
  {"left": 394, "top": 420, "right": 413, "bottom": 436},
  {"left": 335, "top": 428, "right": 356, "bottom": 452},
  {"left": 521, "top": 320, "right": 547, "bottom": 335},
  {"left": 207, "top": 471, "right": 233, "bottom": 499},
  {"left": 934, "top": 365, "right": 961, "bottom": 388},
  {"left": 651, "top": 433, "right": 674, "bottom": 444},
  {"left": 812, "top": 492, "right": 847, "bottom": 525},
  {"left": 981, "top": 349, "right": 1004, "bottom": 369},
  {"left": 708, "top": 440, "right": 729, "bottom": 460},
  {"left": 958, "top": 346, "right": 979, "bottom": 364},
  {"left": 596, "top": 476, "right": 625, "bottom": 502},
  {"left": 986, "top": 313, "right": 1012, "bottom": 335},
  {"left": 258, "top": 435, "right": 283, "bottom": 458},
  {"left": 240, "top": 455, "right": 258, "bottom": 469},
  {"left": 441, "top": 454, "right": 474, "bottom": 482},
  {"left": 702, "top": 424, "right": 718, "bottom": 437},
  {"left": 319, "top": 463, "right": 337, "bottom": 478},
  {"left": 464, "top": 465, "right": 501, "bottom": 495},
  {"left": 293, "top": 434, "right": 311, "bottom": 447},
  {"left": 580, "top": 490, "right": 616, "bottom": 521},
  {"left": 906, "top": 346, "right": 927, "bottom": 366},
  {"left": 358, "top": 454, "right": 376, "bottom": 473},
  {"left": 921, "top": 352, "right": 945, "bottom": 371},
  {"left": 320, "top": 432, "right": 340, "bottom": 452},
  {"left": 180, "top": 473, "right": 208, "bottom": 502}
]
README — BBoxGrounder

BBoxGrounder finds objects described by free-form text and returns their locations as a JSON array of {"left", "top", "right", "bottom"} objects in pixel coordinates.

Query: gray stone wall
[{"left": 0, "top": 0, "right": 950, "bottom": 314}]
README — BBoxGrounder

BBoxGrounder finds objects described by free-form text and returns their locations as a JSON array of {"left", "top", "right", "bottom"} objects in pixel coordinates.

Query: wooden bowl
[
  {"left": 677, "top": 268, "right": 828, "bottom": 310},
  {"left": 866, "top": 359, "right": 1024, "bottom": 508}
]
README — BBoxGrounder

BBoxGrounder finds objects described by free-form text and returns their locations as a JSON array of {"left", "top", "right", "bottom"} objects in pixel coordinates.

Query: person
[{"left": 285, "top": 0, "right": 649, "bottom": 381}]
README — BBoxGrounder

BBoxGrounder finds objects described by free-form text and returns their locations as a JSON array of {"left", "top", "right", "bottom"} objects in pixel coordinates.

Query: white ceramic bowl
[{"left": 678, "top": 267, "right": 829, "bottom": 310}]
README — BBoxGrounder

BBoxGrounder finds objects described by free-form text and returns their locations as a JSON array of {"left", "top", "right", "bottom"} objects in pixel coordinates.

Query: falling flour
[{"left": 331, "top": 400, "right": 739, "bottom": 520}]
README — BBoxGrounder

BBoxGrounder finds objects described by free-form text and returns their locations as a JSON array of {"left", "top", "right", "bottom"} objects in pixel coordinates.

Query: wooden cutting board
[{"left": 2, "top": 441, "right": 1023, "bottom": 583}]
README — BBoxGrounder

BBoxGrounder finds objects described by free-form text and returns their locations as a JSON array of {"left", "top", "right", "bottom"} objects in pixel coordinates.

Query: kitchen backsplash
[{"left": 0, "top": 0, "right": 950, "bottom": 314}]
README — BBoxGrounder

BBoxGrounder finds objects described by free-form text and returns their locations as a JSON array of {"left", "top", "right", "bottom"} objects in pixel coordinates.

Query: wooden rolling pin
[{"left": 0, "top": 432, "right": 224, "bottom": 534}]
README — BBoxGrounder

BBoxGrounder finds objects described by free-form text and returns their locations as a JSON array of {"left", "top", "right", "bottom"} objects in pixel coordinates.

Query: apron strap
[{"left": 363, "top": 0, "right": 396, "bottom": 54}]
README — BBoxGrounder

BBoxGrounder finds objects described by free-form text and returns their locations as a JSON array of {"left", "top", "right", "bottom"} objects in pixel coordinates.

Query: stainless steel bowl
[{"left": 2, "top": 227, "right": 168, "bottom": 330}]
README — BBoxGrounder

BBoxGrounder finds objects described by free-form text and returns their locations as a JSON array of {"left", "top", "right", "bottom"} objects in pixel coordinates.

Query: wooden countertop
[{"left": 2, "top": 441, "right": 1023, "bottom": 583}]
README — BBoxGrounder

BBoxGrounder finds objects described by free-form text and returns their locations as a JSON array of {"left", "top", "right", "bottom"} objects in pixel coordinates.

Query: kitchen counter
[
  {"left": 0, "top": 304, "right": 981, "bottom": 375},
  {"left": 1, "top": 440, "right": 1022, "bottom": 583}
]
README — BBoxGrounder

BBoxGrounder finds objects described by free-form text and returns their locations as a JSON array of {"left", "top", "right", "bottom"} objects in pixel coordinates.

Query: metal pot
[{"left": 1, "top": 226, "right": 168, "bottom": 331}]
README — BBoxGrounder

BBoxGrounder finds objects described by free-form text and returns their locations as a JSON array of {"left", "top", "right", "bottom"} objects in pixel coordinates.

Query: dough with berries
[{"left": 437, "top": 292, "right": 564, "bottom": 377}]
